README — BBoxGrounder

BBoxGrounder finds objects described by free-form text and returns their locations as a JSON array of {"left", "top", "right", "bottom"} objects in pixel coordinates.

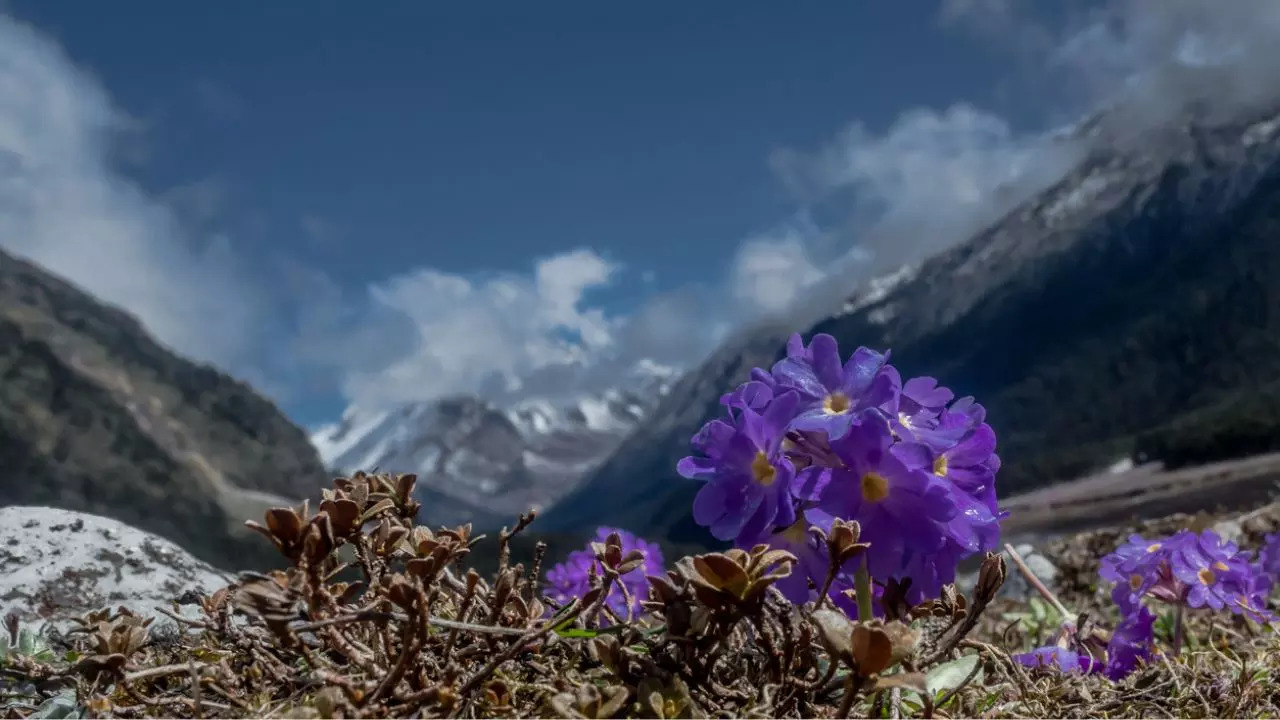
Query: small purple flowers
[
  {"left": 1099, "top": 529, "right": 1275, "bottom": 624},
  {"left": 678, "top": 332, "right": 1004, "bottom": 609},
  {"left": 544, "top": 527, "right": 665, "bottom": 621},
  {"left": 1012, "top": 605, "right": 1156, "bottom": 681}
]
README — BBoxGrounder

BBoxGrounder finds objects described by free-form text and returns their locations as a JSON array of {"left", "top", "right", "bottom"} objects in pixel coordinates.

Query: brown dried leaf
[
  {"left": 395, "top": 473, "right": 417, "bottom": 504},
  {"left": 690, "top": 553, "right": 749, "bottom": 594},
  {"left": 850, "top": 624, "right": 894, "bottom": 676},
  {"left": 265, "top": 508, "right": 304, "bottom": 542}
]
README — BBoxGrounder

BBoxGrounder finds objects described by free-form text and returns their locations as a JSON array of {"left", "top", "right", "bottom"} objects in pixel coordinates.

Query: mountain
[
  {"left": 0, "top": 247, "right": 328, "bottom": 571},
  {"left": 541, "top": 104, "right": 1280, "bottom": 548},
  {"left": 311, "top": 360, "right": 679, "bottom": 529}
]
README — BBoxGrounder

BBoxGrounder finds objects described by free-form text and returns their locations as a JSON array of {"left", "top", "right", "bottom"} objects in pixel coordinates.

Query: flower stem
[
  {"left": 1004, "top": 543, "right": 1076, "bottom": 624},
  {"left": 855, "top": 557, "right": 874, "bottom": 622},
  {"left": 1172, "top": 602, "right": 1186, "bottom": 655}
]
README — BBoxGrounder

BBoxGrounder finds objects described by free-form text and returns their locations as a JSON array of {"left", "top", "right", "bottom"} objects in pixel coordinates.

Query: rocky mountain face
[
  {"left": 0, "top": 248, "right": 327, "bottom": 571},
  {"left": 542, "top": 105, "right": 1280, "bottom": 548},
  {"left": 311, "top": 361, "right": 678, "bottom": 529}
]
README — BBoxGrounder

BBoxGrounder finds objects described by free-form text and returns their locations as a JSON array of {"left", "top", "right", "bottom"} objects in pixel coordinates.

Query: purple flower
[
  {"left": 760, "top": 513, "right": 832, "bottom": 605},
  {"left": 1012, "top": 646, "right": 1100, "bottom": 674},
  {"left": 888, "top": 374, "right": 952, "bottom": 442},
  {"left": 1012, "top": 605, "right": 1155, "bottom": 681},
  {"left": 544, "top": 527, "right": 665, "bottom": 622},
  {"left": 681, "top": 332, "right": 1010, "bottom": 615},
  {"left": 771, "top": 334, "right": 899, "bottom": 440},
  {"left": 1169, "top": 530, "right": 1248, "bottom": 611},
  {"left": 719, "top": 370, "right": 777, "bottom": 414},
  {"left": 1100, "top": 533, "right": 1189, "bottom": 613},
  {"left": 801, "top": 412, "right": 957, "bottom": 582},
  {"left": 545, "top": 549, "right": 596, "bottom": 605},
  {"left": 679, "top": 391, "right": 801, "bottom": 544},
  {"left": 1104, "top": 605, "right": 1156, "bottom": 681},
  {"left": 1260, "top": 532, "right": 1280, "bottom": 578},
  {"left": 1100, "top": 530, "right": 1274, "bottom": 623},
  {"left": 900, "top": 376, "right": 954, "bottom": 420},
  {"left": 891, "top": 432, "right": 1001, "bottom": 556},
  {"left": 1235, "top": 569, "right": 1276, "bottom": 625}
]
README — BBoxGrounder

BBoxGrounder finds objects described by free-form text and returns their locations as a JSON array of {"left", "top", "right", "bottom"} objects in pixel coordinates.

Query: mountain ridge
[
  {"left": 539, "top": 104, "right": 1280, "bottom": 548},
  {"left": 311, "top": 360, "right": 679, "bottom": 528},
  {"left": 0, "top": 246, "right": 327, "bottom": 572}
]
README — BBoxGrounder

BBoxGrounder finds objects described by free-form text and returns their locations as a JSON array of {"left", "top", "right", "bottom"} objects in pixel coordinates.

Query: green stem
[
  {"left": 1172, "top": 602, "right": 1186, "bottom": 655},
  {"left": 855, "top": 557, "right": 874, "bottom": 623}
]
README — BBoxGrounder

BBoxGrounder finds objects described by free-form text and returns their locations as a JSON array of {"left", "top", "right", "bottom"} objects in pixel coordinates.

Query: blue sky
[{"left": 0, "top": 0, "right": 1260, "bottom": 430}]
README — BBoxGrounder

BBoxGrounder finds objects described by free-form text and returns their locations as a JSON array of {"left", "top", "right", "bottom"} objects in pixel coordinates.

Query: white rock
[
  {"left": 0, "top": 506, "right": 235, "bottom": 633},
  {"left": 956, "top": 544, "right": 1059, "bottom": 600},
  {"left": 1211, "top": 519, "right": 1244, "bottom": 545}
]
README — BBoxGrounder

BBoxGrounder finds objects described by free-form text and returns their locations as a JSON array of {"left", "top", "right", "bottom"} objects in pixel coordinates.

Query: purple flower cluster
[
  {"left": 1099, "top": 529, "right": 1275, "bottom": 625},
  {"left": 678, "top": 333, "right": 1003, "bottom": 608},
  {"left": 544, "top": 527, "right": 665, "bottom": 621},
  {"left": 1018, "top": 528, "right": 1278, "bottom": 682},
  {"left": 1013, "top": 605, "right": 1157, "bottom": 682}
]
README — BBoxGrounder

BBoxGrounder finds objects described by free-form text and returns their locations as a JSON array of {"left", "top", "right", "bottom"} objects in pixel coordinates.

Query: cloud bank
[
  {"left": 3, "top": 1, "right": 1277, "bottom": 427},
  {"left": 0, "top": 17, "right": 267, "bottom": 375}
]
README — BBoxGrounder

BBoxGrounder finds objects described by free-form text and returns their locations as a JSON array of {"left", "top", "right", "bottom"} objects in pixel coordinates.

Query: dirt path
[{"left": 999, "top": 451, "right": 1280, "bottom": 542}]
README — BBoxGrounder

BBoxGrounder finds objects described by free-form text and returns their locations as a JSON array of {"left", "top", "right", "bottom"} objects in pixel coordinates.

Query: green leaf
[
  {"left": 926, "top": 654, "right": 982, "bottom": 696},
  {"left": 554, "top": 625, "right": 626, "bottom": 639},
  {"left": 1029, "top": 597, "right": 1048, "bottom": 623},
  {"left": 900, "top": 654, "right": 985, "bottom": 710},
  {"left": 18, "top": 628, "right": 40, "bottom": 655},
  {"left": 15, "top": 629, "right": 54, "bottom": 661},
  {"left": 30, "top": 689, "right": 80, "bottom": 719}
]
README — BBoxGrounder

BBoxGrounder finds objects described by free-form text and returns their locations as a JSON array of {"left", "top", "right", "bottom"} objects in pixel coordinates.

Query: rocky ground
[{"left": 1, "top": 474, "right": 1277, "bottom": 719}]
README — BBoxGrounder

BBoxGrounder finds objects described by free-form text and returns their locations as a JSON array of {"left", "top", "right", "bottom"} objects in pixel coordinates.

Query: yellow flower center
[
  {"left": 1213, "top": 561, "right": 1229, "bottom": 572},
  {"left": 663, "top": 698, "right": 681, "bottom": 718},
  {"left": 1146, "top": 543, "right": 1162, "bottom": 553},
  {"left": 823, "top": 392, "right": 851, "bottom": 415},
  {"left": 861, "top": 472, "right": 890, "bottom": 503},
  {"left": 1198, "top": 568, "right": 1216, "bottom": 585},
  {"left": 932, "top": 453, "right": 949, "bottom": 477},
  {"left": 751, "top": 451, "right": 777, "bottom": 486},
  {"left": 1129, "top": 574, "right": 1144, "bottom": 591}
]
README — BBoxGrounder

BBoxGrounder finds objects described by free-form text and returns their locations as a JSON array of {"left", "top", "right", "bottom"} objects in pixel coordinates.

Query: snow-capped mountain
[{"left": 310, "top": 360, "right": 680, "bottom": 529}]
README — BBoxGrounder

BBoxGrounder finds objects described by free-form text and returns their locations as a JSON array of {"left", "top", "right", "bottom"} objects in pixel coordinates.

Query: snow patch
[
  {"left": 311, "top": 408, "right": 391, "bottom": 468},
  {"left": 1243, "top": 117, "right": 1280, "bottom": 147},
  {"left": 1040, "top": 168, "right": 1122, "bottom": 224},
  {"left": 839, "top": 265, "right": 917, "bottom": 317},
  {"left": 1107, "top": 457, "right": 1135, "bottom": 474}
]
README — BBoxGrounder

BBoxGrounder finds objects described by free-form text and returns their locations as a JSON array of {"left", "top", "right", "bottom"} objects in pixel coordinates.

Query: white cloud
[
  {"left": 757, "top": 104, "right": 1084, "bottom": 325},
  {"left": 942, "top": 0, "right": 1280, "bottom": 132},
  {"left": 730, "top": 229, "right": 824, "bottom": 316},
  {"left": 0, "top": 15, "right": 270, "bottom": 379},
  {"left": 337, "top": 250, "right": 620, "bottom": 410}
]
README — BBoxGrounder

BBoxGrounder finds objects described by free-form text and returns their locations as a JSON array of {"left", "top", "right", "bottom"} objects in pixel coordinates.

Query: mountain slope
[
  {"left": 311, "top": 362, "right": 678, "bottom": 529},
  {"left": 542, "top": 106, "right": 1280, "bottom": 547},
  {"left": 0, "top": 247, "right": 327, "bottom": 571}
]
